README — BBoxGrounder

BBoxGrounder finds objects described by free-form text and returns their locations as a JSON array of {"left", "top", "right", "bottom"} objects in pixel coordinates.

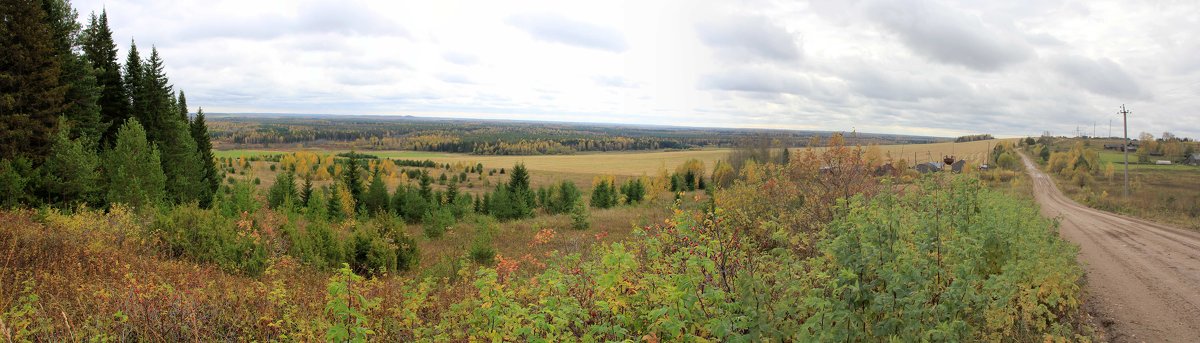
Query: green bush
[
  {"left": 570, "top": 200, "right": 590, "bottom": 230},
  {"left": 422, "top": 207, "right": 455, "bottom": 238},
  {"left": 469, "top": 216, "right": 497, "bottom": 264},
  {"left": 150, "top": 204, "right": 267, "bottom": 276}
]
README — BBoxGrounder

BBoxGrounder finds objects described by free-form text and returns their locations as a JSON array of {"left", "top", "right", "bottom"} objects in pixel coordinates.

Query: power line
[{"left": 1120, "top": 105, "right": 1131, "bottom": 198}]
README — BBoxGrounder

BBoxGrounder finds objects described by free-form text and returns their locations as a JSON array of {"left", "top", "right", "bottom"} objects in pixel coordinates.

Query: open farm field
[
  {"left": 845, "top": 138, "right": 1018, "bottom": 164},
  {"left": 217, "top": 148, "right": 733, "bottom": 176}
]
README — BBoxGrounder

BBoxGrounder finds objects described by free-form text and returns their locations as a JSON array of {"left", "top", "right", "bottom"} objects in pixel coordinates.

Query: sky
[{"left": 73, "top": 0, "right": 1200, "bottom": 138}]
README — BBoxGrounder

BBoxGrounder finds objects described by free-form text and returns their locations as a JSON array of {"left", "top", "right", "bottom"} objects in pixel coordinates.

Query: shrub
[
  {"left": 570, "top": 200, "right": 590, "bottom": 230},
  {"left": 267, "top": 172, "right": 297, "bottom": 209},
  {"left": 590, "top": 177, "right": 618, "bottom": 209},
  {"left": 619, "top": 178, "right": 646, "bottom": 204},
  {"left": 325, "top": 264, "right": 379, "bottom": 342},
  {"left": 150, "top": 204, "right": 268, "bottom": 276},
  {"left": 469, "top": 216, "right": 497, "bottom": 264},
  {"left": 422, "top": 207, "right": 455, "bottom": 238}
]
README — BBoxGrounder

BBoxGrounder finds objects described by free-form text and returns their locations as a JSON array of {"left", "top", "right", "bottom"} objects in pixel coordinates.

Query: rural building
[
  {"left": 951, "top": 159, "right": 966, "bottom": 173},
  {"left": 1103, "top": 143, "right": 1138, "bottom": 152},
  {"left": 1185, "top": 153, "right": 1200, "bottom": 166},
  {"left": 914, "top": 162, "right": 944, "bottom": 174}
]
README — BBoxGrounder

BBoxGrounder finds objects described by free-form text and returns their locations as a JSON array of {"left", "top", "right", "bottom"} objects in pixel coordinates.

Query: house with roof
[
  {"left": 1185, "top": 153, "right": 1200, "bottom": 166},
  {"left": 914, "top": 162, "right": 944, "bottom": 174}
]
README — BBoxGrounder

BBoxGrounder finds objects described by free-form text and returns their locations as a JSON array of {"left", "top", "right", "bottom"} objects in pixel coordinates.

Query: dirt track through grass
[{"left": 1022, "top": 152, "right": 1200, "bottom": 342}]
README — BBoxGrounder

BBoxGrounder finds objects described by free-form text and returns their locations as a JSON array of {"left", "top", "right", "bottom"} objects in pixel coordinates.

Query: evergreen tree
[
  {"left": 0, "top": 158, "right": 35, "bottom": 209},
  {"left": 342, "top": 153, "right": 365, "bottom": 212},
  {"left": 418, "top": 173, "right": 433, "bottom": 201},
  {"left": 549, "top": 180, "right": 581, "bottom": 214},
  {"left": 445, "top": 177, "right": 459, "bottom": 203},
  {"left": 300, "top": 175, "right": 313, "bottom": 207},
  {"left": 364, "top": 171, "right": 389, "bottom": 214},
  {"left": 103, "top": 119, "right": 164, "bottom": 208},
  {"left": 137, "top": 47, "right": 175, "bottom": 141},
  {"left": 326, "top": 186, "right": 344, "bottom": 220},
  {"left": 176, "top": 90, "right": 188, "bottom": 121},
  {"left": 123, "top": 41, "right": 145, "bottom": 129},
  {"left": 42, "top": 0, "right": 103, "bottom": 145},
  {"left": 507, "top": 163, "right": 534, "bottom": 209},
  {"left": 0, "top": 0, "right": 66, "bottom": 163},
  {"left": 189, "top": 108, "right": 219, "bottom": 207},
  {"left": 398, "top": 190, "right": 429, "bottom": 223},
  {"left": 43, "top": 118, "right": 100, "bottom": 207},
  {"left": 267, "top": 171, "right": 297, "bottom": 209},
  {"left": 620, "top": 178, "right": 645, "bottom": 205},
  {"left": 148, "top": 56, "right": 204, "bottom": 204},
  {"left": 390, "top": 184, "right": 408, "bottom": 214},
  {"left": 508, "top": 162, "right": 530, "bottom": 192},
  {"left": 570, "top": 199, "right": 590, "bottom": 230},
  {"left": 591, "top": 179, "right": 619, "bottom": 209},
  {"left": 81, "top": 10, "right": 128, "bottom": 147},
  {"left": 781, "top": 147, "right": 790, "bottom": 165}
]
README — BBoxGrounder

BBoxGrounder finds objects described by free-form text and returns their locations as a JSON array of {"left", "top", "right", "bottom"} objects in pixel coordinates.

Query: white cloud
[{"left": 71, "top": 0, "right": 1200, "bottom": 138}]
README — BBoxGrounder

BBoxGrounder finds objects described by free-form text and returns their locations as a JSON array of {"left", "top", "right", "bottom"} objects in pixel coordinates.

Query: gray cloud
[
  {"left": 864, "top": 0, "right": 1033, "bottom": 71},
  {"left": 696, "top": 15, "right": 801, "bottom": 63},
  {"left": 506, "top": 13, "right": 628, "bottom": 52},
  {"left": 174, "top": 1, "right": 408, "bottom": 42},
  {"left": 846, "top": 68, "right": 969, "bottom": 102},
  {"left": 1051, "top": 55, "right": 1144, "bottom": 99},
  {"left": 699, "top": 67, "right": 811, "bottom": 94}
]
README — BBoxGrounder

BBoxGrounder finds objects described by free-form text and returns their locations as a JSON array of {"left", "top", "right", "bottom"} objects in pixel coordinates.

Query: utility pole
[{"left": 1120, "top": 105, "right": 1130, "bottom": 198}]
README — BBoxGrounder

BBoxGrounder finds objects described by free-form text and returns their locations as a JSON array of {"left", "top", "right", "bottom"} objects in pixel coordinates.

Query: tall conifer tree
[
  {"left": 190, "top": 108, "right": 219, "bottom": 207},
  {"left": 82, "top": 10, "right": 128, "bottom": 147},
  {"left": 0, "top": 0, "right": 66, "bottom": 163},
  {"left": 104, "top": 118, "right": 164, "bottom": 208}
]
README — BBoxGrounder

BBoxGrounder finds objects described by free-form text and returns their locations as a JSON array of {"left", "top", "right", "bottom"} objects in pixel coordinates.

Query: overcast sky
[{"left": 74, "top": 0, "right": 1199, "bottom": 138}]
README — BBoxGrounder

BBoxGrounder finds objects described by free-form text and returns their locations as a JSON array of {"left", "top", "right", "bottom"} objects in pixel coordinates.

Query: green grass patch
[{"left": 1098, "top": 151, "right": 1198, "bottom": 171}]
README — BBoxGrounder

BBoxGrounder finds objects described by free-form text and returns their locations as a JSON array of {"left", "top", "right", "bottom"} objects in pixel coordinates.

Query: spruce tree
[
  {"left": 42, "top": 0, "right": 103, "bottom": 145},
  {"left": 189, "top": 108, "right": 219, "bottom": 207},
  {"left": 123, "top": 41, "right": 145, "bottom": 128},
  {"left": 342, "top": 154, "right": 365, "bottom": 212},
  {"left": 446, "top": 177, "right": 459, "bottom": 203},
  {"left": 418, "top": 173, "right": 433, "bottom": 201},
  {"left": 300, "top": 175, "right": 313, "bottom": 207},
  {"left": 267, "top": 171, "right": 297, "bottom": 209},
  {"left": 364, "top": 171, "right": 389, "bottom": 214},
  {"left": 43, "top": 118, "right": 100, "bottom": 208},
  {"left": 0, "top": 158, "right": 35, "bottom": 209},
  {"left": 390, "top": 184, "right": 407, "bottom": 215},
  {"left": 103, "top": 119, "right": 165, "bottom": 208},
  {"left": 82, "top": 10, "right": 128, "bottom": 147},
  {"left": 326, "top": 186, "right": 344, "bottom": 220},
  {"left": 136, "top": 48, "right": 203, "bottom": 204},
  {"left": 0, "top": 0, "right": 66, "bottom": 163},
  {"left": 176, "top": 90, "right": 188, "bottom": 121}
]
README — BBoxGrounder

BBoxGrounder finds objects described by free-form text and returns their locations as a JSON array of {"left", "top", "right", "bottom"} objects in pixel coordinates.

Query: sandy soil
[{"left": 1022, "top": 153, "right": 1200, "bottom": 342}]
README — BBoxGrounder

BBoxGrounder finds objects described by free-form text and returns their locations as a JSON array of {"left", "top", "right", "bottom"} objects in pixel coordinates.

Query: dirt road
[{"left": 1021, "top": 153, "right": 1200, "bottom": 342}]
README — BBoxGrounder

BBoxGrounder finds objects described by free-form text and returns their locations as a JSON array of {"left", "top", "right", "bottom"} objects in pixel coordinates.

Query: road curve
[{"left": 1021, "top": 153, "right": 1200, "bottom": 342}]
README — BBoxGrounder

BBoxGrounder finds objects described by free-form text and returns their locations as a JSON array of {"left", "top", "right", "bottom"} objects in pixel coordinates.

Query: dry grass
[
  {"left": 0, "top": 192, "right": 686, "bottom": 340},
  {"left": 217, "top": 148, "right": 731, "bottom": 176},
  {"left": 1056, "top": 168, "right": 1200, "bottom": 230},
  {"left": 806, "top": 139, "right": 1018, "bottom": 165}
]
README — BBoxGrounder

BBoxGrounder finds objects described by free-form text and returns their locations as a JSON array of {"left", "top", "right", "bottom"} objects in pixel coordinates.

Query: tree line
[{"left": 1, "top": 0, "right": 219, "bottom": 210}]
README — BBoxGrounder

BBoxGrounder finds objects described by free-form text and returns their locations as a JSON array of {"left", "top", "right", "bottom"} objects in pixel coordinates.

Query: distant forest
[{"left": 207, "top": 115, "right": 943, "bottom": 155}]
